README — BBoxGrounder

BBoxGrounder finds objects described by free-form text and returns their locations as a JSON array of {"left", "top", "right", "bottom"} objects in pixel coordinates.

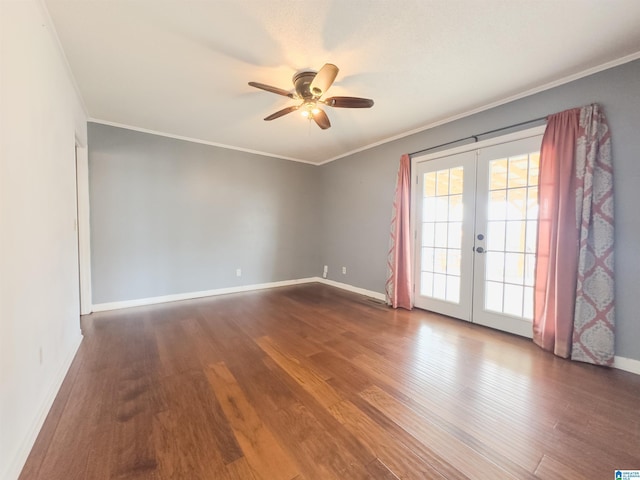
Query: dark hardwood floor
[{"left": 20, "top": 283, "right": 640, "bottom": 479}]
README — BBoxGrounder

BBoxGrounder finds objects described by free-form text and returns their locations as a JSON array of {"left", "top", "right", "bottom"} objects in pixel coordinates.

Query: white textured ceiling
[{"left": 45, "top": 0, "right": 640, "bottom": 164}]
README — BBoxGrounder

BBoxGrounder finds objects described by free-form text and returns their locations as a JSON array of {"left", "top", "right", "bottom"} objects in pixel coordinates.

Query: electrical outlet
[
  {"left": 342, "top": 266, "right": 347, "bottom": 275},
  {"left": 236, "top": 268, "right": 242, "bottom": 277},
  {"left": 322, "top": 265, "right": 328, "bottom": 278}
]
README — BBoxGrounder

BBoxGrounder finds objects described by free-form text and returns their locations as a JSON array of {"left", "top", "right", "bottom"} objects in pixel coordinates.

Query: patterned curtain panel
[
  {"left": 534, "top": 104, "right": 614, "bottom": 366},
  {"left": 571, "top": 104, "right": 615, "bottom": 365},
  {"left": 385, "top": 154, "right": 413, "bottom": 310}
]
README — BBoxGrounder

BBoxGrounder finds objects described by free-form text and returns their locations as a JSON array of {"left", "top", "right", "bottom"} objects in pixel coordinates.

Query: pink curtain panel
[{"left": 386, "top": 154, "right": 413, "bottom": 310}]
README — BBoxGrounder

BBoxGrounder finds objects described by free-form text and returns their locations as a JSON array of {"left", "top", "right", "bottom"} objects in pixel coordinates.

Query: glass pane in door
[
  {"left": 420, "top": 166, "right": 463, "bottom": 303},
  {"left": 483, "top": 152, "right": 539, "bottom": 319}
]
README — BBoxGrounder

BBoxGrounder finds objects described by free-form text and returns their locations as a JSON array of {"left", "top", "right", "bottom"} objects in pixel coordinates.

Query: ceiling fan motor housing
[{"left": 293, "top": 71, "right": 317, "bottom": 100}]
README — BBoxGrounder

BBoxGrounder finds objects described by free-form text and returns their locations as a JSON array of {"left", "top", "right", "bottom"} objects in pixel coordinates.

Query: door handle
[{"left": 475, "top": 246, "right": 485, "bottom": 253}]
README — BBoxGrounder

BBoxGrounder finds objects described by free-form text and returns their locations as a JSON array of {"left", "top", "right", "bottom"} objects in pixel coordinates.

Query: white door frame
[
  {"left": 75, "top": 136, "right": 92, "bottom": 315},
  {"left": 411, "top": 125, "right": 546, "bottom": 332}
]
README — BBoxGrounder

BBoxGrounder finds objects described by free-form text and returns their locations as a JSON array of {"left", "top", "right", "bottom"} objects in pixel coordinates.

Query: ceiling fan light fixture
[{"left": 300, "top": 102, "right": 319, "bottom": 118}]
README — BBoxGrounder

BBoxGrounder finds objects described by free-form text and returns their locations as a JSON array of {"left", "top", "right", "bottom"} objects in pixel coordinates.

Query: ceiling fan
[{"left": 248, "top": 63, "right": 374, "bottom": 130}]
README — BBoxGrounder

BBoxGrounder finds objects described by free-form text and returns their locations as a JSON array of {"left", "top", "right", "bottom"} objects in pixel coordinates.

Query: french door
[{"left": 414, "top": 130, "right": 543, "bottom": 338}]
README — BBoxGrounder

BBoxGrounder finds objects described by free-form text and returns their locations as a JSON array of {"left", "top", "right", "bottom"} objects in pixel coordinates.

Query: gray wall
[
  {"left": 319, "top": 59, "right": 640, "bottom": 361},
  {"left": 89, "top": 60, "right": 639, "bottom": 361},
  {"left": 88, "top": 124, "right": 321, "bottom": 304}
]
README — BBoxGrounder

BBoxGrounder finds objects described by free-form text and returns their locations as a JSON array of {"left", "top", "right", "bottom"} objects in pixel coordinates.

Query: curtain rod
[{"left": 408, "top": 115, "right": 548, "bottom": 158}]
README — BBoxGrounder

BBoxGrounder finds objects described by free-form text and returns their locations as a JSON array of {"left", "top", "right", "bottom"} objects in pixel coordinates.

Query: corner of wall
[{"left": 2, "top": 334, "right": 82, "bottom": 480}]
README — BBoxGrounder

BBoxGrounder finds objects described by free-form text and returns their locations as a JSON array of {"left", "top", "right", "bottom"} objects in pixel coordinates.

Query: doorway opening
[{"left": 412, "top": 127, "right": 544, "bottom": 337}]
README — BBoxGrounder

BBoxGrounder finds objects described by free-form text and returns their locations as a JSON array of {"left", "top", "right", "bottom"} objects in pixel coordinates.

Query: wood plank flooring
[{"left": 20, "top": 283, "right": 640, "bottom": 479}]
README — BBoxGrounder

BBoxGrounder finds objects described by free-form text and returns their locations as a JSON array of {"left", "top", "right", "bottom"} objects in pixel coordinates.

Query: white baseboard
[
  {"left": 4, "top": 332, "right": 83, "bottom": 480},
  {"left": 91, "top": 278, "right": 320, "bottom": 312},
  {"left": 316, "top": 277, "right": 386, "bottom": 302},
  {"left": 91, "top": 277, "right": 387, "bottom": 313},
  {"left": 614, "top": 355, "right": 640, "bottom": 376}
]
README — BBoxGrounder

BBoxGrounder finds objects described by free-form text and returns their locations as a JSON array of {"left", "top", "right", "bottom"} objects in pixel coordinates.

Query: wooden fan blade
[
  {"left": 264, "top": 105, "right": 299, "bottom": 121},
  {"left": 313, "top": 109, "right": 331, "bottom": 130},
  {"left": 248, "top": 82, "right": 294, "bottom": 98},
  {"left": 309, "top": 63, "right": 339, "bottom": 97},
  {"left": 324, "top": 96, "right": 374, "bottom": 108}
]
